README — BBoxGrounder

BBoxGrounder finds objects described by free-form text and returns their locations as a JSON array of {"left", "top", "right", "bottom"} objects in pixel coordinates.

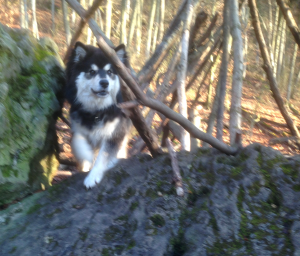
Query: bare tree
[
  {"left": 51, "top": 0, "right": 55, "bottom": 34},
  {"left": 31, "top": 0, "right": 39, "bottom": 39},
  {"left": 248, "top": 0, "right": 300, "bottom": 140},
  {"left": 62, "top": 0, "right": 71, "bottom": 46},
  {"left": 216, "top": 0, "right": 230, "bottom": 141},
  {"left": 158, "top": 0, "right": 165, "bottom": 43},
  {"left": 120, "top": 0, "right": 128, "bottom": 44},
  {"left": 287, "top": 43, "right": 298, "bottom": 103},
  {"left": 106, "top": 0, "right": 112, "bottom": 39},
  {"left": 177, "top": 0, "right": 194, "bottom": 151},
  {"left": 276, "top": 0, "right": 300, "bottom": 47},
  {"left": 229, "top": 0, "right": 243, "bottom": 145},
  {"left": 128, "top": 0, "right": 138, "bottom": 47},
  {"left": 20, "top": 0, "right": 29, "bottom": 29},
  {"left": 145, "top": 0, "right": 157, "bottom": 59}
]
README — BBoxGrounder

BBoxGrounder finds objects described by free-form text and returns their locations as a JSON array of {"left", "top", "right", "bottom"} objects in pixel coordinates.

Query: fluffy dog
[{"left": 66, "top": 42, "right": 131, "bottom": 188}]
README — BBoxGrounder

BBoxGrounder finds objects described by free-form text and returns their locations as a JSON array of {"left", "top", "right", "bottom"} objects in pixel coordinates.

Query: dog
[{"left": 65, "top": 42, "right": 131, "bottom": 188}]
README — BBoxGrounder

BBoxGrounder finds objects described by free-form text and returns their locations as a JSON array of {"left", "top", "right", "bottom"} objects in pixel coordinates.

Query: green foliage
[{"left": 150, "top": 214, "right": 165, "bottom": 227}]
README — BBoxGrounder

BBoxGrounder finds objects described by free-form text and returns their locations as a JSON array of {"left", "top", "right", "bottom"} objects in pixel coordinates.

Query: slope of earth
[{"left": 1, "top": 144, "right": 300, "bottom": 256}]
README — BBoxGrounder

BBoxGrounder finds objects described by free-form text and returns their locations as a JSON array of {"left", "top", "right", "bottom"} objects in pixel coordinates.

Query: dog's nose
[{"left": 100, "top": 80, "right": 109, "bottom": 89}]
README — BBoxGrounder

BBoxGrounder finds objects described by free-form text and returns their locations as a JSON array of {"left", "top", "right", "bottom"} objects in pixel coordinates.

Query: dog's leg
[
  {"left": 84, "top": 140, "right": 119, "bottom": 188},
  {"left": 72, "top": 133, "right": 94, "bottom": 172}
]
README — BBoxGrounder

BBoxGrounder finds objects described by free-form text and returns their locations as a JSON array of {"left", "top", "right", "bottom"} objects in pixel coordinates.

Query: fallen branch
[{"left": 166, "top": 138, "right": 184, "bottom": 196}]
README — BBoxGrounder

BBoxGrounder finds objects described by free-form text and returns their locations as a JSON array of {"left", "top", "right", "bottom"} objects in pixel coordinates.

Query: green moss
[
  {"left": 26, "top": 203, "right": 42, "bottom": 214},
  {"left": 257, "top": 153, "right": 263, "bottom": 166},
  {"left": 123, "top": 187, "right": 136, "bottom": 199},
  {"left": 130, "top": 201, "right": 139, "bottom": 211},
  {"left": 46, "top": 208, "right": 62, "bottom": 218},
  {"left": 170, "top": 228, "right": 187, "bottom": 256},
  {"left": 145, "top": 188, "right": 157, "bottom": 199},
  {"left": 248, "top": 180, "right": 260, "bottom": 197},
  {"left": 231, "top": 166, "right": 243, "bottom": 179},
  {"left": 79, "top": 228, "right": 88, "bottom": 241},
  {"left": 127, "top": 239, "right": 136, "bottom": 250},
  {"left": 116, "top": 215, "right": 129, "bottom": 222},
  {"left": 9, "top": 246, "right": 17, "bottom": 254},
  {"left": 150, "top": 214, "right": 165, "bottom": 227},
  {"left": 102, "top": 248, "right": 110, "bottom": 256},
  {"left": 281, "top": 164, "right": 298, "bottom": 180},
  {"left": 104, "top": 226, "right": 122, "bottom": 241},
  {"left": 292, "top": 184, "right": 300, "bottom": 192},
  {"left": 97, "top": 194, "right": 103, "bottom": 202}
]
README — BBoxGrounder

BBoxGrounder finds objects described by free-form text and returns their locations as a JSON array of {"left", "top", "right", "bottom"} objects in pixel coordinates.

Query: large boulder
[
  {"left": 0, "top": 144, "right": 299, "bottom": 255},
  {"left": 0, "top": 24, "right": 65, "bottom": 206}
]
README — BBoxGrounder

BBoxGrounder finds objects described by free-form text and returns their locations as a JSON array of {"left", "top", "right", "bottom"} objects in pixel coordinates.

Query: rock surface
[
  {"left": 1, "top": 144, "right": 300, "bottom": 255},
  {"left": 0, "top": 24, "right": 65, "bottom": 205}
]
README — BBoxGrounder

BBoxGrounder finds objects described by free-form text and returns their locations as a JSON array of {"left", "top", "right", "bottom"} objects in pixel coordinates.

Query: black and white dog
[{"left": 66, "top": 42, "right": 131, "bottom": 188}]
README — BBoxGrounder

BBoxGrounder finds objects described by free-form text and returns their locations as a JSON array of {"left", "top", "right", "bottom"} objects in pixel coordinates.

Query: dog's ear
[
  {"left": 115, "top": 44, "right": 127, "bottom": 64},
  {"left": 73, "top": 42, "right": 88, "bottom": 63}
]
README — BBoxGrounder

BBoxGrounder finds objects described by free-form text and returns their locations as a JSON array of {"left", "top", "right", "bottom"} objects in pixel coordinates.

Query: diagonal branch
[
  {"left": 276, "top": 0, "right": 300, "bottom": 47},
  {"left": 248, "top": 0, "right": 300, "bottom": 140},
  {"left": 95, "top": 35, "right": 238, "bottom": 155},
  {"left": 64, "top": 0, "right": 104, "bottom": 64}
]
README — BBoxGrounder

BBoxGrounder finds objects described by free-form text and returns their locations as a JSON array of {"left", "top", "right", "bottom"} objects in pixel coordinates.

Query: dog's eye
[
  {"left": 107, "top": 69, "right": 112, "bottom": 75},
  {"left": 89, "top": 69, "right": 96, "bottom": 76}
]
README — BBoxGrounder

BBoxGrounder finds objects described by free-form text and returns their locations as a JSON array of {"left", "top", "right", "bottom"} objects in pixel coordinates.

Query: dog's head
[{"left": 66, "top": 42, "right": 127, "bottom": 112}]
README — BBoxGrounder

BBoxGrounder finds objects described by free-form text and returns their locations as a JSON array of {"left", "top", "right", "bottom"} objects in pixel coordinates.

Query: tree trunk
[
  {"left": 206, "top": 53, "right": 221, "bottom": 108},
  {"left": 276, "top": 18, "right": 286, "bottom": 81},
  {"left": 177, "top": 0, "right": 194, "bottom": 151},
  {"left": 151, "top": 0, "right": 160, "bottom": 53},
  {"left": 51, "top": 0, "right": 55, "bottom": 34},
  {"left": 248, "top": 0, "right": 300, "bottom": 139},
  {"left": 273, "top": 12, "right": 282, "bottom": 75},
  {"left": 145, "top": 0, "right": 157, "bottom": 59},
  {"left": 271, "top": 5, "right": 279, "bottom": 64},
  {"left": 158, "top": 0, "right": 165, "bottom": 43},
  {"left": 128, "top": 0, "right": 138, "bottom": 47},
  {"left": 216, "top": 0, "right": 230, "bottom": 141},
  {"left": 267, "top": 0, "right": 273, "bottom": 52},
  {"left": 136, "top": 0, "right": 143, "bottom": 56},
  {"left": 276, "top": 0, "right": 300, "bottom": 47},
  {"left": 20, "top": 0, "right": 25, "bottom": 28},
  {"left": 31, "top": 0, "right": 39, "bottom": 39},
  {"left": 62, "top": 0, "right": 71, "bottom": 46},
  {"left": 86, "top": 0, "right": 93, "bottom": 44},
  {"left": 120, "top": 0, "right": 128, "bottom": 45},
  {"left": 229, "top": 0, "right": 243, "bottom": 146},
  {"left": 106, "top": 0, "right": 112, "bottom": 39},
  {"left": 287, "top": 43, "right": 298, "bottom": 103}
]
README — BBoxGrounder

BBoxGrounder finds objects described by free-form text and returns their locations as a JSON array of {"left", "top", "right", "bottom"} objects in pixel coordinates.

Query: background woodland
[{"left": 1, "top": 0, "right": 300, "bottom": 164}]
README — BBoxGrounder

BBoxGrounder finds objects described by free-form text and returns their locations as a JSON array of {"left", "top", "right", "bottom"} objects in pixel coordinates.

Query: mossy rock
[{"left": 0, "top": 23, "right": 65, "bottom": 206}]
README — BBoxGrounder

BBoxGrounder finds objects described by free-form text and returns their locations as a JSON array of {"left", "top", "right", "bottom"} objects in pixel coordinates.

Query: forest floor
[{"left": 1, "top": 0, "right": 300, "bottom": 185}]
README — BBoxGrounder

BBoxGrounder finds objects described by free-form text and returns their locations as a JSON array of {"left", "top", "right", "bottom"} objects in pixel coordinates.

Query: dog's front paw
[{"left": 84, "top": 171, "right": 103, "bottom": 189}]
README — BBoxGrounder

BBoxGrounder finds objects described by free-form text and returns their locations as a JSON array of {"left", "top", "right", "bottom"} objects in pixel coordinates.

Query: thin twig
[{"left": 166, "top": 138, "right": 184, "bottom": 196}]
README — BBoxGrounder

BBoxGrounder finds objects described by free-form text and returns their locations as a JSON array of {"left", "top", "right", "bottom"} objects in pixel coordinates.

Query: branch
[
  {"left": 248, "top": 0, "right": 300, "bottom": 139},
  {"left": 95, "top": 35, "right": 238, "bottom": 155},
  {"left": 166, "top": 138, "right": 184, "bottom": 196},
  {"left": 276, "top": 0, "right": 300, "bottom": 47},
  {"left": 64, "top": 0, "right": 104, "bottom": 64}
]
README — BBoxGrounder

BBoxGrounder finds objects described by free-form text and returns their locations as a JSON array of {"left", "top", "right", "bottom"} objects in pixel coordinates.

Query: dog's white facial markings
[
  {"left": 75, "top": 72, "right": 118, "bottom": 112},
  {"left": 103, "top": 64, "right": 111, "bottom": 71}
]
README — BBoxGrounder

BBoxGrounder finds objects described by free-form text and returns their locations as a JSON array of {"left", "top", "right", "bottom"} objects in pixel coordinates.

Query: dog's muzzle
[{"left": 91, "top": 88, "right": 108, "bottom": 97}]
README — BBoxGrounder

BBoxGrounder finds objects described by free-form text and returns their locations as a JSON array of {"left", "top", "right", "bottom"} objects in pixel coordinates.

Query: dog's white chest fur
[{"left": 66, "top": 42, "right": 130, "bottom": 189}]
